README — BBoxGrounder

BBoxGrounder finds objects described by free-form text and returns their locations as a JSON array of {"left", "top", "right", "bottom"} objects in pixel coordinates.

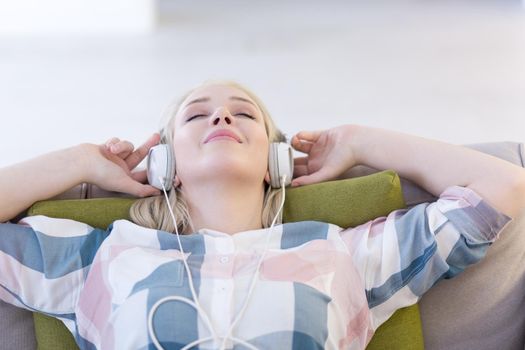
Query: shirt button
[{"left": 220, "top": 256, "right": 229, "bottom": 264}]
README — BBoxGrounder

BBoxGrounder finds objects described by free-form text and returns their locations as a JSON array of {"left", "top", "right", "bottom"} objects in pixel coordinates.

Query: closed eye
[
  {"left": 187, "top": 113, "right": 255, "bottom": 121},
  {"left": 187, "top": 114, "right": 206, "bottom": 121},
  {"left": 238, "top": 113, "right": 255, "bottom": 120}
]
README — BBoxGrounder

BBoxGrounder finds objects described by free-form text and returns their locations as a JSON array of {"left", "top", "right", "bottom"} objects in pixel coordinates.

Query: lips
[{"left": 204, "top": 129, "right": 242, "bottom": 144}]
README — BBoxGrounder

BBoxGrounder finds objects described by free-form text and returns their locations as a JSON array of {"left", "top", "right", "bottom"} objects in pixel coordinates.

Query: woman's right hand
[{"left": 80, "top": 133, "right": 162, "bottom": 198}]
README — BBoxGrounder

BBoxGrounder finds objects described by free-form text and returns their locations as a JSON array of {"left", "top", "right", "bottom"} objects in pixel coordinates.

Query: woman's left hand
[{"left": 290, "top": 124, "right": 359, "bottom": 187}]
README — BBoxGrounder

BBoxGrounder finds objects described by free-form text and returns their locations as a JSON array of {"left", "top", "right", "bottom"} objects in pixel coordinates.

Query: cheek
[
  {"left": 248, "top": 124, "right": 267, "bottom": 143},
  {"left": 252, "top": 132, "right": 270, "bottom": 167},
  {"left": 172, "top": 133, "right": 198, "bottom": 164},
  {"left": 252, "top": 123, "right": 270, "bottom": 145}
]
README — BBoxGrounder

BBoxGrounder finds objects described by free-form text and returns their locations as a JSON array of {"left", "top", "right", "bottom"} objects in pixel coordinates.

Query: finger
[
  {"left": 291, "top": 168, "right": 337, "bottom": 187},
  {"left": 117, "top": 149, "right": 134, "bottom": 160},
  {"left": 293, "top": 156, "right": 308, "bottom": 166},
  {"left": 105, "top": 137, "right": 120, "bottom": 148},
  {"left": 118, "top": 177, "right": 161, "bottom": 198},
  {"left": 293, "top": 130, "right": 323, "bottom": 143},
  {"left": 126, "top": 133, "right": 162, "bottom": 170},
  {"left": 109, "top": 140, "right": 134, "bottom": 156},
  {"left": 292, "top": 156, "right": 308, "bottom": 177},
  {"left": 108, "top": 141, "right": 133, "bottom": 160},
  {"left": 131, "top": 169, "right": 148, "bottom": 184},
  {"left": 291, "top": 136, "right": 314, "bottom": 154},
  {"left": 293, "top": 164, "right": 309, "bottom": 178}
]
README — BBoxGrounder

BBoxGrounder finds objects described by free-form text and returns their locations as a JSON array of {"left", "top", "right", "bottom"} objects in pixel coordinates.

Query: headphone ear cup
[
  {"left": 147, "top": 144, "right": 176, "bottom": 191},
  {"left": 268, "top": 142, "right": 293, "bottom": 188}
]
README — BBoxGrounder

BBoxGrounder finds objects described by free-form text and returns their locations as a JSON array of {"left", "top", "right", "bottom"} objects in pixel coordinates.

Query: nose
[{"left": 209, "top": 108, "right": 234, "bottom": 126}]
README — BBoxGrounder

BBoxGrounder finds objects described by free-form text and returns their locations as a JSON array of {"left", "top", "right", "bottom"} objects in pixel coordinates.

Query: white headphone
[{"left": 146, "top": 142, "right": 294, "bottom": 191}]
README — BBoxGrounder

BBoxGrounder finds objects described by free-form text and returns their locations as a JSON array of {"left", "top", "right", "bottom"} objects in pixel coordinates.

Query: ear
[
  {"left": 264, "top": 171, "right": 271, "bottom": 185},
  {"left": 173, "top": 175, "right": 181, "bottom": 188}
]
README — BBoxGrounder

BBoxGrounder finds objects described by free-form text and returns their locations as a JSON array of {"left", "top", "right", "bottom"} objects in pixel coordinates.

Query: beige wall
[{"left": 1, "top": 0, "right": 524, "bottom": 168}]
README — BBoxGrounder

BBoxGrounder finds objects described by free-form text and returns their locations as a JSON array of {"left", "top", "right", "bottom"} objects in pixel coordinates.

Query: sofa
[{"left": 1, "top": 141, "right": 524, "bottom": 350}]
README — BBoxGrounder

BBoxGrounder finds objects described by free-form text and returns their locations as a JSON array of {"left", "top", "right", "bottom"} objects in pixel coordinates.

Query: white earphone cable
[
  {"left": 148, "top": 176, "right": 218, "bottom": 349},
  {"left": 219, "top": 174, "right": 287, "bottom": 350},
  {"left": 147, "top": 174, "right": 287, "bottom": 350}
]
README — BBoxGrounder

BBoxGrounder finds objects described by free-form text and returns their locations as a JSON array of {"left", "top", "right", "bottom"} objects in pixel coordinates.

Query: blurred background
[{"left": 0, "top": 0, "right": 524, "bottom": 168}]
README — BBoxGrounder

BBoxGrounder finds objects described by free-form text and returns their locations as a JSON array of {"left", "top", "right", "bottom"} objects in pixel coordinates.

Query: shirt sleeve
[
  {"left": 339, "top": 185, "right": 513, "bottom": 329},
  {"left": 0, "top": 215, "right": 109, "bottom": 319}
]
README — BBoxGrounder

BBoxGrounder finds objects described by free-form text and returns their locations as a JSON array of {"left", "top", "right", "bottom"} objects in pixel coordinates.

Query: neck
[{"left": 180, "top": 180, "right": 267, "bottom": 235}]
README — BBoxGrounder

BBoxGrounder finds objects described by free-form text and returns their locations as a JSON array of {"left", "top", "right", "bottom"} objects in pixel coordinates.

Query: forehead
[{"left": 179, "top": 84, "right": 254, "bottom": 111}]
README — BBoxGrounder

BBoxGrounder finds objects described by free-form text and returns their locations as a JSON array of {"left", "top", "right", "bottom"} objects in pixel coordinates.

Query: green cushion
[{"left": 28, "top": 169, "right": 423, "bottom": 350}]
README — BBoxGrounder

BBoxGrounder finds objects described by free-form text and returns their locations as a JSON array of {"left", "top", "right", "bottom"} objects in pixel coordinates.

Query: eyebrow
[{"left": 183, "top": 96, "right": 257, "bottom": 109}]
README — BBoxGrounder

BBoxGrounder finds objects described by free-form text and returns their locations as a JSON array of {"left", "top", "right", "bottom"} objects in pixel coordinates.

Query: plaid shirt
[{"left": 0, "top": 185, "right": 512, "bottom": 349}]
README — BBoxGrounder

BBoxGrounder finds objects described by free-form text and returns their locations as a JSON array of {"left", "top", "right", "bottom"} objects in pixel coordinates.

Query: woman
[{"left": 0, "top": 80, "right": 523, "bottom": 350}]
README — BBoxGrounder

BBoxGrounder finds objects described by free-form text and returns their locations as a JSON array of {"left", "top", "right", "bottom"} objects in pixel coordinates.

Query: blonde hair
[{"left": 129, "top": 80, "right": 287, "bottom": 234}]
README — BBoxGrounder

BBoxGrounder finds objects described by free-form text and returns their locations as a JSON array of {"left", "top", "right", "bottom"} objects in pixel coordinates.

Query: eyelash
[{"left": 187, "top": 113, "right": 255, "bottom": 121}]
